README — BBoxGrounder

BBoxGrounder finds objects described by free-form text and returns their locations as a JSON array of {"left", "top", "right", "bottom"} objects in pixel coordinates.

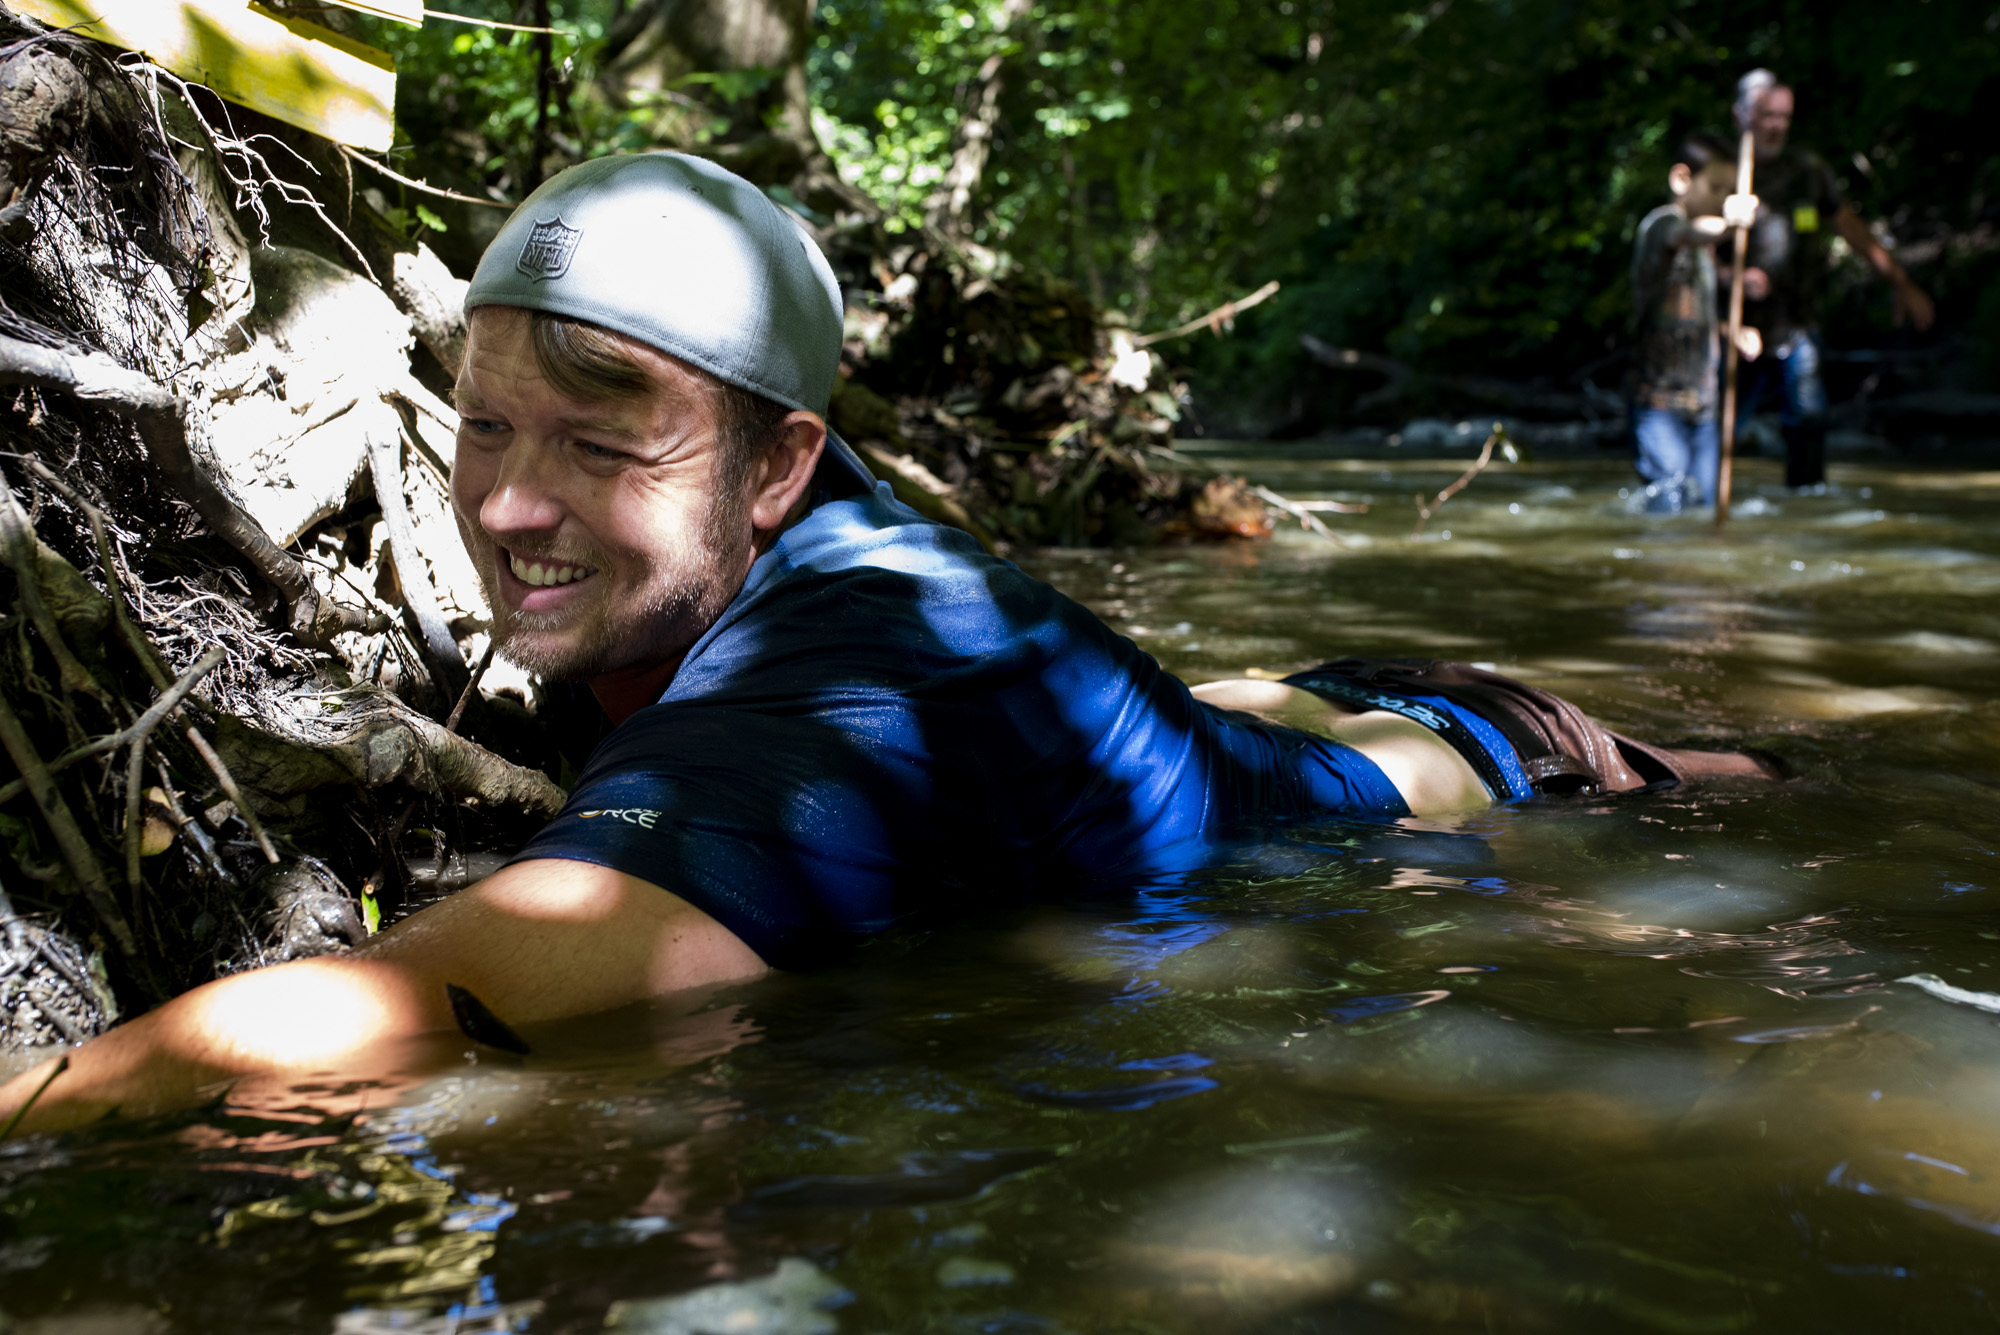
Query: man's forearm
[
  {"left": 1835, "top": 204, "right": 1901, "bottom": 281},
  {"left": 0, "top": 859, "right": 767, "bottom": 1136},
  {"left": 0, "top": 955, "right": 454, "bottom": 1134}
]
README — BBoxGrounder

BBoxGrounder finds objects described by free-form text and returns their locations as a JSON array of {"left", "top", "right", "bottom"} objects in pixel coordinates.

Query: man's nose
[{"left": 480, "top": 438, "right": 566, "bottom": 539}]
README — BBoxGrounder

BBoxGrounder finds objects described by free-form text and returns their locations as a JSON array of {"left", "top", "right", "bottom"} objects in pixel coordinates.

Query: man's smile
[{"left": 507, "top": 551, "right": 599, "bottom": 588}]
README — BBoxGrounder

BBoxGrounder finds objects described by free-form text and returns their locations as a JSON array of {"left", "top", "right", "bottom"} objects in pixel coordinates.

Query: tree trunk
[
  {"left": 596, "top": 0, "right": 867, "bottom": 220},
  {"left": 924, "top": 0, "right": 1033, "bottom": 238}
]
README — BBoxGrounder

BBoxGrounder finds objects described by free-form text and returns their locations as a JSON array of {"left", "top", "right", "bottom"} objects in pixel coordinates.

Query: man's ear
[
  {"left": 1668, "top": 163, "right": 1693, "bottom": 198},
  {"left": 749, "top": 412, "right": 827, "bottom": 533}
]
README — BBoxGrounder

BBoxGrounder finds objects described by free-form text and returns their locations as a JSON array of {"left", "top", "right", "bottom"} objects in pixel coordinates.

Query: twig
[
  {"left": 0, "top": 644, "right": 226, "bottom": 805},
  {"left": 183, "top": 727, "right": 278, "bottom": 865},
  {"left": 1134, "top": 281, "right": 1281, "bottom": 349},
  {"left": 339, "top": 146, "right": 515, "bottom": 210},
  {"left": 422, "top": 7, "right": 566, "bottom": 33},
  {"left": 1248, "top": 484, "right": 1343, "bottom": 542},
  {"left": 0, "top": 1054, "right": 67, "bottom": 1140},
  {"left": 0, "top": 692, "right": 138, "bottom": 957},
  {"left": 1413, "top": 424, "right": 1509, "bottom": 537},
  {"left": 444, "top": 638, "right": 497, "bottom": 734},
  {"left": 122, "top": 737, "right": 147, "bottom": 892},
  {"left": 153, "top": 758, "right": 229, "bottom": 886}
]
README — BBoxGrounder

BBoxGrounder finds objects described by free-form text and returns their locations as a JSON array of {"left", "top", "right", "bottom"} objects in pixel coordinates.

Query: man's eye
[
  {"left": 577, "top": 440, "right": 625, "bottom": 461},
  {"left": 461, "top": 417, "right": 506, "bottom": 436}
]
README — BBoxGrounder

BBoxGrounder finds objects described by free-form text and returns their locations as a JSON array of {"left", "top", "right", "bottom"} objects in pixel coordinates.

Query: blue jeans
[{"left": 1633, "top": 406, "right": 1719, "bottom": 511}]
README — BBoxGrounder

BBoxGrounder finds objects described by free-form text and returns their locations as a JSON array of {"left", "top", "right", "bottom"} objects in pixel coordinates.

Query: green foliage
[
  {"left": 813, "top": 0, "right": 2000, "bottom": 414},
  {"left": 367, "top": 0, "right": 1997, "bottom": 418},
  {"left": 354, "top": 0, "right": 642, "bottom": 195}
]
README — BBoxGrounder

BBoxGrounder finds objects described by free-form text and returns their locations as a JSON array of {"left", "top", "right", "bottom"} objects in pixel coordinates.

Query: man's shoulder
[{"left": 665, "top": 486, "right": 1108, "bottom": 704}]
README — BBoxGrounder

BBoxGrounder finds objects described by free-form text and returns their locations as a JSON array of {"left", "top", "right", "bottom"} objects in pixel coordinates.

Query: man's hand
[
  {"left": 1734, "top": 326, "right": 1763, "bottom": 361},
  {"left": 1742, "top": 267, "right": 1771, "bottom": 301},
  {"left": 1723, "top": 193, "right": 1759, "bottom": 229},
  {"left": 0, "top": 860, "right": 766, "bottom": 1135}
]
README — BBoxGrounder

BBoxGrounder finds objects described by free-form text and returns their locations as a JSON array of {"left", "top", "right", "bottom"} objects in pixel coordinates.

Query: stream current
[{"left": 4, "top": 452, "right": 2000, "bottom": 1333}]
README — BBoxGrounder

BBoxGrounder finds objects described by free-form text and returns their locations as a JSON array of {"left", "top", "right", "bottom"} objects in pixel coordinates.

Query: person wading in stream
[
  {"left": 1731, "top": 69, "right": 1935, "bottom": 491},
  {"left": 0, "top": 153, "right": 1776, "bottom": 1133},
  {"left": 1630, "top": 132, "right": 1762, "bottom": 513}
]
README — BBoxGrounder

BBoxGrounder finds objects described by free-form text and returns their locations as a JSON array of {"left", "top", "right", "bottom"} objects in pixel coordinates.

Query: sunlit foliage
[
  {"left": 813, "top": 0, "right": 1998, "bottom": 411},
  {"left": 367, "top": 0, "right": 1998, "bottom": 414}
]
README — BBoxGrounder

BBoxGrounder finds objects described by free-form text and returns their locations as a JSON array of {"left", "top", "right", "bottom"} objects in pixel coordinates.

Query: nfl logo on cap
[{"left": 516, "top": 216, "right": 583, "bottom": 281}]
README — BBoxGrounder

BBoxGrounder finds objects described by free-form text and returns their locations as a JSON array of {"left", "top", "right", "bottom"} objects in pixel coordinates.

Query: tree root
[
  {"left": 209, "top": 695, "right": 567, "bottom": 822},
  {"left": 0, "top": 332, "right": 374, "bottom": 646},
  {"left": 364, "top": 403, "right": 467, "bottom": 702}
]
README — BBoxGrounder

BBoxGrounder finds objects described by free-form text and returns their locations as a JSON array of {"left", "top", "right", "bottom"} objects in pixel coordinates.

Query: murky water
[{"left": 5, "top": 452, "right": 2000, "bottom": 1334}]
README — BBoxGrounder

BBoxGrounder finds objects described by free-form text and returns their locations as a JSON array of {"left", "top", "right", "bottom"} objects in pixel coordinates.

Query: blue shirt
[{"left": 511, "top": 479, "right": 1408, "bottom": 967}]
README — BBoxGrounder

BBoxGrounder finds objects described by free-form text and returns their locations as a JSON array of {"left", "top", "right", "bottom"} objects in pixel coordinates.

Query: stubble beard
[{"left": 469, "top": 491, "right": 750, "bottom": 683}]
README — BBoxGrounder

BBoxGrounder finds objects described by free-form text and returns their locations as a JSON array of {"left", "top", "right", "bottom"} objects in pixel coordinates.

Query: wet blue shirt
[{"left": 511, "top": 480, "right": 1407, "bottom": 967}]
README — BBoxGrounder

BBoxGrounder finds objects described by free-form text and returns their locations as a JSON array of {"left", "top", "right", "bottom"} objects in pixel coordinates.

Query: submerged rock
[{"left": 604, "top": 1258, "right": 850, "bottom": 1335}]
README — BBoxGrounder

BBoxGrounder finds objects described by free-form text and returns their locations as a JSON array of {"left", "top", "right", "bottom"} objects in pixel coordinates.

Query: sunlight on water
[{"left": 3, "top": 455, "right": 1999, "bottom": 1332}]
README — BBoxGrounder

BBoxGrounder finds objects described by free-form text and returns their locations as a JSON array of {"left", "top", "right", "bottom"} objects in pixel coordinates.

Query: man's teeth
[{"left": 509, "top": 554, "right": 595, "bottom": 587}]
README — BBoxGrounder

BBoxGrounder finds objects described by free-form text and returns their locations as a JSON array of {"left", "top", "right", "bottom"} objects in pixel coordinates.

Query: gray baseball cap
[{"left": 465, "top": 152, "right": 874, "bottom": 490}]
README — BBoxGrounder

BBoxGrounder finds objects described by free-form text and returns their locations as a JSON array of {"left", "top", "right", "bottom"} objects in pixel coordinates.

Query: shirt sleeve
[{"left": 506, "top": 706, "right": 923, "bottom": 969}]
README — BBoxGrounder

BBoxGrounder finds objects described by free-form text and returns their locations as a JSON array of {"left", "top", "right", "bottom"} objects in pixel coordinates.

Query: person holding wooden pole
[
  {"left": 1730, "top": 70, "right": 1935, "bottom": 492},
  {"left": 1629, "top": 133, "right": 1759, "bottom": 515},
  {"left": 1715, "top": 130, "right": 1755, "bottom": 522}
]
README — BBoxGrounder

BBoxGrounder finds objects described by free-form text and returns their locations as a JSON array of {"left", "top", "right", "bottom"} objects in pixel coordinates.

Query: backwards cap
[{"left": 465, "top": 152, "right": 844, "bottom": 417}]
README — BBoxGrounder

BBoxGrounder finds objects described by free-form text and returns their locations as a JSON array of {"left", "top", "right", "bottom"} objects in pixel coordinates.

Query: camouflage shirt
[{"left": 1631, "top": 204, "right": 1719, "bottom": 416}]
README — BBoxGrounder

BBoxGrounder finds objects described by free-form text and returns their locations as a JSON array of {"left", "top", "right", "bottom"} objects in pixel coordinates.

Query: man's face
[
  {"left": 1751, "top": 85, "right": 1792, "bottom": 157},
  {"left": 450, "top": 306, "right": 756, "bottom": 682}
]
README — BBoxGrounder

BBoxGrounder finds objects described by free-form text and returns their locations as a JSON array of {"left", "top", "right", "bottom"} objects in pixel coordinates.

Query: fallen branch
[
  {"left": 1135, "top": 280, "right": 1281, "bottom": 349},
  {"left": 0, "top": 333, "right": 370, "bottom": 645},
  {"left": 1413, "top": 424, "right": 1513, "bottom": 536}
]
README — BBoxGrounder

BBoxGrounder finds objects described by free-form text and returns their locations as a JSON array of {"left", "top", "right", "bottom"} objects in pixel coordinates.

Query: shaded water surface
[{"left": 6, "top": 455, "right": 2000, "bottom": 1333}]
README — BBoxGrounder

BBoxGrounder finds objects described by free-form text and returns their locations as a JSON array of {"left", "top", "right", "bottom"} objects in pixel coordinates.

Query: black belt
[{"left": 1285, "top": 673, "right": 1515, "bottom": 802}]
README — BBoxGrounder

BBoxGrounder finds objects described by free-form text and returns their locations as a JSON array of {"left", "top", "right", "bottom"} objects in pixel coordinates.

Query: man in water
[
  {"left": 1630, "top": 132, "right": 1761, "bottom": 512},
  {"left": 0, "top": 154, "right": 1769, "bottom": 1132},
  {"left": 1731, "top": 69, "right": 1935, "bottom": 490}
]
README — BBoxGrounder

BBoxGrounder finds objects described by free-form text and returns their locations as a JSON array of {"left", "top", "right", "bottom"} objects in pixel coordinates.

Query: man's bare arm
[
  {"left": 1834, "top": 203, "right": 1935, "bottom": 330},
  {"left": 0, "top": 859, "right": 766, "bottom": 1134}
]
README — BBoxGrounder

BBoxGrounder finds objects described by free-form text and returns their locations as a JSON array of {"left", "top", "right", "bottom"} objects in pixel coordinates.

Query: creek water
[{"left": 4, "top": 451, "right": 2000, "bottom": 1333}]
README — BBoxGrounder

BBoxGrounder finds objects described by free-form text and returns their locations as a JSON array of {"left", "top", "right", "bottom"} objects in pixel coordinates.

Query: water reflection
[{"left": 3, "top": 458, "right": 2000, "bottom": 1330}]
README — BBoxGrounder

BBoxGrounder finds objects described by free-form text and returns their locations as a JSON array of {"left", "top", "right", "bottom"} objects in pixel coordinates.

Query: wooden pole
[{"left": 1716, "top": 131, "right": 1755, "bottom": 526}]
